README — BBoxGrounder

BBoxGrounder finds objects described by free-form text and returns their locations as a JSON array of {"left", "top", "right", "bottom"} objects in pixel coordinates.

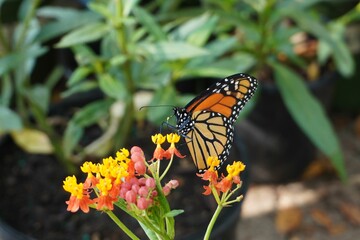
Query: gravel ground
[{"left": 235, "top": 116, "right": 360, "bottom": 240}]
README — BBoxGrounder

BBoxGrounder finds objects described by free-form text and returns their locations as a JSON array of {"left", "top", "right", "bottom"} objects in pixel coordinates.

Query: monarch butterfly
[{"left": 173, "top": 73, "right": 258, "bottom": 172}]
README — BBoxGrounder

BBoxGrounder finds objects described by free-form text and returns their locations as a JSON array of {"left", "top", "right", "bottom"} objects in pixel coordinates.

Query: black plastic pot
[{"left": 235, "top": 72, "right": 336, "bottom": 183}]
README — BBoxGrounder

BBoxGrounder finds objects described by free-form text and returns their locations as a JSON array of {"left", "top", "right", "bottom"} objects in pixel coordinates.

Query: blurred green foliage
[
  {"left": 0, "top": 0, "right": 78, "bottom": 172},
  {"left": 0, "top": 0, "right": 359, "bottom": 178},
  {"left": 193, "top": 0, "right": 359, "bottom": 181}
]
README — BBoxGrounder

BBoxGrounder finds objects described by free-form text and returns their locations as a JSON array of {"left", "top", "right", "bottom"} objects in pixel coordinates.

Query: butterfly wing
[
  {"left": 185, "top": 111, "right": 231, "bottom": 171},
  {"left": 175, "top": 73, "right": 258, "bottom": 171},
  {"left": 186, "top": 73, "right": 257, "bottom": 122}
]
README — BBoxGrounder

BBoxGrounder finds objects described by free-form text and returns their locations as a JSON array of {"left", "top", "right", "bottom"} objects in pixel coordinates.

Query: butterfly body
[{"left": 174, "top": 73, "right": 258, "bottom": 172}]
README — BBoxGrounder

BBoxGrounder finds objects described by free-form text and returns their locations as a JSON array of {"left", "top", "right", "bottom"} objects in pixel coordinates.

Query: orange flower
[
  {"left": 200, "top": 169, "right": 218, "bottom": 183},
  {"left": 94, "top": 195, "right": 116, "bottom": 211},
  {"left": 216, "top": 177, "right": 232, "bottom": 193},
  {"left": 151, "top": 134, "right": 170, "bottom": 160},
  {"left": 94, "top": 178, "right": 115, "bottom": 210},
  {"left": 63, "top": 176, "right": 93, "bottom": 213},
  {"left": 165, "top": 133, "right": 185, "bottom": 158},
  {"left": 66, "top": 195, "right": 93, "bottom": 213},
  {"left": 202, "top": 185, "right": 213, "bottom": 196}
]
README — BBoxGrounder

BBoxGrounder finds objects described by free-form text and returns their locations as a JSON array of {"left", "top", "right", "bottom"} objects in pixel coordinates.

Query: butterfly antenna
[{"left": 139, "top": 105, "right": 175, "bottom": 111}]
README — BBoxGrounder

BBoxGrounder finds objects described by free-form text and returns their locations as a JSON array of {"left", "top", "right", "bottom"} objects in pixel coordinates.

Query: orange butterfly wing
[{"left": 175, "top": 73, "right": 258, "bottom": 172}]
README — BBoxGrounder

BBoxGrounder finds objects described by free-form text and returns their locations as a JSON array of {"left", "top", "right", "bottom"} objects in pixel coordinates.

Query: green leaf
[
  {"left": 61, "top": 82, "right": 98, "bottom": 98},
  {"left": 133, "top": 6, "right": 167, "bottom": 41},
  {"left": 62, "top": 121, "right": 83, "bottom": 158},
  {"left": 138, "top": 221, "right": 158, "bottom": 240},
  {"left": 164, "top": 209, "right": 184, "bottom": 218},
  {"left": 0, "top": 74, "right": 12, "bottom": 107},
  {"left": 0, "top": 44, "right": 46, "bottom": 75},
  {"left": 98, "top": 73, "right": 127, "bottom": 100},
  {"left": 109, "top": 55, "right": 127, "bottom": 67},
  {"left": 188, "top": 37, "right": 237, "bottom": 67},
  {"left": 67, "top": 66, "right": 92, "bottom": 86},
  {"left": 173, "top": 13, "right": 218, "bottom": 46},
  {"left": 56, "top": 22, "right": 109, "bottom": 48},
  {"left": 272, "top": 62, "right": 347, "bottom": 181},
  {"left": 0, "top": 107, "right": 22, "bottom": 132},
  {"left": 36, "top": 8, "right": 102, "bottom": 42},
  {"left": 184, "top": 53, "right": 255, "bottom": 78},
  {"left": 123, "top": 0, "right": 139, "bottom": 17},
  {"left": 44, "top": 66, "right": 64, "bottom": 91},
  {"left": 26, "top": 85, "right": 50, "bottom": 112},
  {"left": 72, "top": 45, "right": 98, "bottom": 65},
  {"left": 72, "top": 100, "right": 112, "bottom": 127},
  {"left": 88, "top": 2, "right": 113, "bottom": 19},
  {"left": 138, "top": 42, "right": 208, "bottom": 61}
]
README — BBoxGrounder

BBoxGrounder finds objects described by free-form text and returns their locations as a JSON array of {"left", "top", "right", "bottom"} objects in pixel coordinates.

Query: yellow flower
[
  {"left": 96, "top": 177, "right": 113, "bottom": 196},
  {"left": 166, "top": 133, "right": 180, "bottom": 144},
  {"left": 116, "top": 148, "right": 130, "bottom": 161},
  {"left": 226, "top": 161, "right": 246, "bottom": 180},
  {"left": 63, "top": 175, "right": 84, "bottom": 199},
  {"left": 206, "top": 156, "right": 220, "bottom": 172},
  {"left": 151, "top": 133, "right": 166, "bottom": 145},
  {"left": 81, "top": 161, "right": 98, "bottom": 175}
]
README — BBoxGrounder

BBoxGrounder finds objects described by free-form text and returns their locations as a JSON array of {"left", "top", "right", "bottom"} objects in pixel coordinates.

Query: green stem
[
  {"left": 105, "top": 210, "right": 140, "bottom": 240},
  {"left": 115, "top": 0, "right": 135, "bottom": 94},
  {"left": 204, "top": 204, "right": 223, "bottom": 240},
  {"left": 153, "top": 174, "right": 175, "bottom": 239},
  {"left": 113, "top": 0, "right": 136, "bottom": 149},
  {"left": 0, "top": 21, "right": 10, "bottom": 52},
  {"left": 159, "top": 154, "right": 174, "bottom": 181},
  {"left": 255, "top": 0, "right": 274, "bottom": 70}
]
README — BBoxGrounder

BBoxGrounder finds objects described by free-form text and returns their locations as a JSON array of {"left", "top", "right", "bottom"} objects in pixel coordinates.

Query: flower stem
[
  {"left": 160, "top": 154, "right": 174, "bottom": 181},
  {"left": 204, "top": 204, "right": 223, "bottom": 240},
  {"left": 113, "top": 0, "right": 135, "bottom": 149},
  {"left": 105, "top": 210, "right": 140, "bottom": 240}
]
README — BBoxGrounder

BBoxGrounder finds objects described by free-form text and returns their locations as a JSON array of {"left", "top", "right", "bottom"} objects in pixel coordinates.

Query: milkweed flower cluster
[
  {"left": 63, "top": 133, "right": 184, "bottom": 240},
  {"left": 199, "top": 156, "right": 245, "bottom": 205},
  {"left": 62, "top": 133, "right": 245, "bottom": 240}
]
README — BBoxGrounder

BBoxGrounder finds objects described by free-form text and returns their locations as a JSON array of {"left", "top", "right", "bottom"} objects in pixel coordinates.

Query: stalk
[
  {"left": 105, "top": 210, "right": 140, "bottom": 240},
  {"left": 113, "top": 0, "right": 136, "bottom": 149}
]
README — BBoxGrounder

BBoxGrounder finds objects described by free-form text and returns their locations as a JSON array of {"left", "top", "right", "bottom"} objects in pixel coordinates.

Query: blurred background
[{"left": 0, "top": 0, "right": 359, "bottom": 239}]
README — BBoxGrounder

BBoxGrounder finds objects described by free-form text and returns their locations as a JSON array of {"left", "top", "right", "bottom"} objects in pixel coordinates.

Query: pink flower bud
[
  {"left": 119, "top": 187, "right": 128, "bottom": 198},
  {"left": 131, "top": 152, "right": 145, "bottom": 163},
  {"left": 168, "top": 179, "right": 179, "bottom": 189},
  {"left": 145, "top": 178, "right": 156, "bottom": 189},
  {"left": 125, "top": 190, "right": 137, "bottom": 204},
  {"left": 131, "top": 184, "right": 140, "bottom": 193},
  {"left": 163, "top": 186, "right": 171, "bottom": 196},
  {"left": 134, "top": 161, "right": 146, "bottom": 175},
  {"left": 152, "top": 190, "right": 158, "bottom": 197},
  {"left": 138, "top": 186, "right": 148, "bottom": 197},
  {"left": 138, "top": 177, "right": 147, "bottom": 185},
  {"left": 129, "top": 177, "right": 139, "bottom": 185},
  {"left": 137, "top": 197, "right": 149, "bottom": 210},
  {"left": 122, "top": 182, "right": 132, "bottom": 190},
  {"left": 131, "top": 146, "right": 143, "bottom": 155}
]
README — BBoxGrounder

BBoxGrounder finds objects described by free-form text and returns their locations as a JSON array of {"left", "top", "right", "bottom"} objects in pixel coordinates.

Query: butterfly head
[{"left": 173, "top": 107, "right": 193, "bottom": 135}]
